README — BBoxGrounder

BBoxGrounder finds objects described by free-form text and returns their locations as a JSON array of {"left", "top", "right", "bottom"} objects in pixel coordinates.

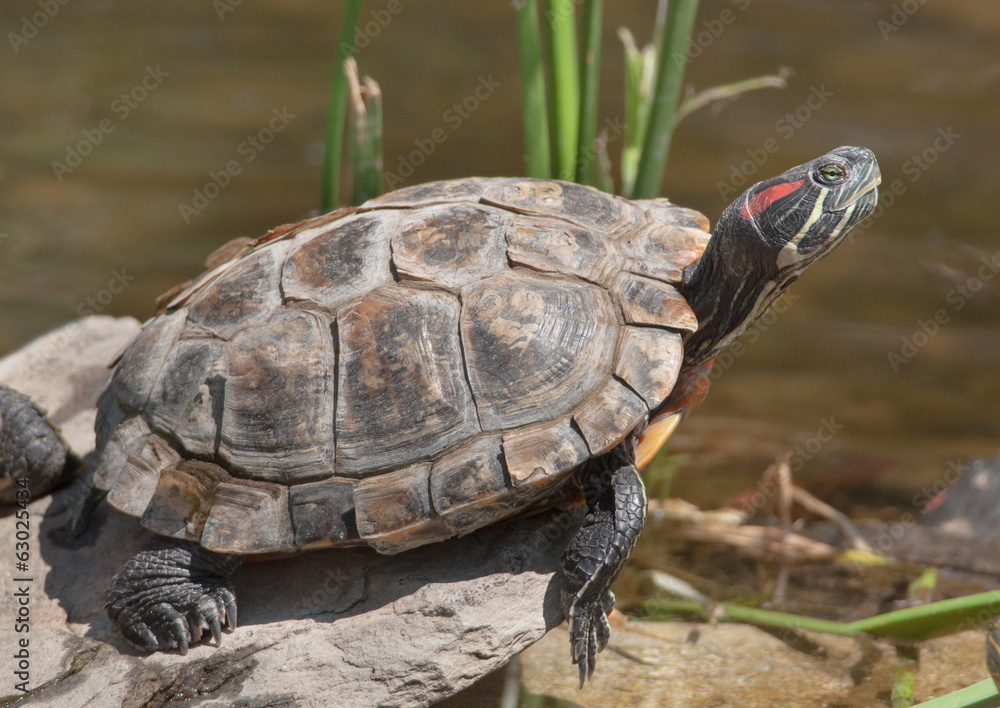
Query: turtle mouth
[
  {"left": 845, "top": 180, "right": 880, "bottom": 223},
  {"left": 825, "top": 164, "right": 881, "bottom": 213}
]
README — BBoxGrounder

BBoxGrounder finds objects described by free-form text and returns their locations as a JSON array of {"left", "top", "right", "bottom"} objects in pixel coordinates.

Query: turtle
[{"left": 0, "top": 145, "right": 879, "bottom": 685}]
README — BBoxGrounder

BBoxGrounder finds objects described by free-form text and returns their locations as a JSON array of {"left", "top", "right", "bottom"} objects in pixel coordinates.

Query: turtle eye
[{"left": 816, "top": 163, "right": 847, "bottom": 185}]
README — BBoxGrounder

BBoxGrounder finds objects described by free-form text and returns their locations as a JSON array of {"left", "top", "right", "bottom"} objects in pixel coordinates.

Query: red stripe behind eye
[{"left": 740, "top": 178, "right": 805, "bottom": 220}]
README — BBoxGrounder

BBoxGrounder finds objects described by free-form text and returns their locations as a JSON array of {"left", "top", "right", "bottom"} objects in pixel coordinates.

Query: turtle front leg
[
  {"left": 105, "top": 538, "right": 243, "bottom": 654},
  {"left": 0, "top": 384, "right": 76, "bottom": 503},
  {"left": 561, "top": 444, "right": 646, "bottom": 687}
]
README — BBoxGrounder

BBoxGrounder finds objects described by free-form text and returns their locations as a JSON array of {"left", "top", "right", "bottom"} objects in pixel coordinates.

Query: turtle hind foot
[
  {"left": 105, "top": 539, "right": 243, "bottom": 654},
  {"left": 49, "top": 474, "right": 107, "bottom": 545},
  {"left": 560, "top": 448, "right": 647, "bottom": 687}
]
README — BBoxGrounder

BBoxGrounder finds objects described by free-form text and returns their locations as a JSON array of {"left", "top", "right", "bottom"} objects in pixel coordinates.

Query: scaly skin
[
  {"left": 560, "top": 443, "right": 646, "bottom": 688},
  {"left": 0, "top": 384, "right": 75, "bottom": 503},
  {"left": 105, "top": 539, "right": 243, "bottom": 654}
]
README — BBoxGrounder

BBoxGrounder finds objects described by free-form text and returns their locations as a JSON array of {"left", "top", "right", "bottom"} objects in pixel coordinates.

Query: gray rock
[
  {"left": 0, "top": 315, "right": 142, "bottom": 455},
  {"left": 0, "top": 317, "right": 568, "bottom": 708}
]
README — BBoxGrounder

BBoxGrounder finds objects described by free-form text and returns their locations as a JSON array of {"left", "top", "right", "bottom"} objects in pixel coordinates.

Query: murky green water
[{"left": 2, "top": 1, "right": 999, "bottom": 543}]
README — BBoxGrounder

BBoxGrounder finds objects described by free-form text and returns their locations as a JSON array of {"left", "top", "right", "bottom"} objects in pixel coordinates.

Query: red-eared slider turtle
[{"left": 1, "top": 146, "right": 879, "bottom": 684}]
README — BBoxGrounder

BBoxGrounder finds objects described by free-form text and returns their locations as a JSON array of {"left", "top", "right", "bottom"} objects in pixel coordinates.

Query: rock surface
[
  {"left": 0, "top": 316, "right": 142, "bottom": 456},
  {"left": 0, "top": 317, "right": 571, "bottom": 708},
  {"left": 519, "top": 618, "right": 991, "bottom": 707}
]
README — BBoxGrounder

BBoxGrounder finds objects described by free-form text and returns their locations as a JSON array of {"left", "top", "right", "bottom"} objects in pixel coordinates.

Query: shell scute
[
  {"left": 501, "top": 416, "right": 589, "bottom": 492},
  {"left": 354, "top": 463, "right": 452, "bottom": 553},
  {"left": 106, "top": 432, "right": 179, "bottom": 517},
  {"left": 506, "top": 218, "right": 623, "bottom": 287},
  {"left": 640, "top": 199, "right": 711, "bottom": 231},
  {"left": 572, "top": 378, "right": 648, "bottom": 455},
  {"left": 219, "top": 310, "right": 335, "bottom": 484},
  {"left": 289, "top": 477, "right": 359, "bottom": 549},
  {"left": 610, "top": 272, "right": 698, "bottom": 333},
  {"left": 336, "top": 287, "right": 478, "bottom": 476},
  {"left": 614, "top": 326, "right": 684, "bottom": 410},
  {"left": 391, "top": 203, "right": 509, "bottom": 289},
  {"left": 200, "top": 480, "right": 295, "bottom": 553},
  {"left": 429, "top": 435, "right": 510, "bottom": 535},
  {"left": 482, "top": 179, "right": 636, "bottom": 234},
  {"left": 140, "top": 460, "right": 230, "bottom": 542},
  {"left": 622, "top": 223, "right": 710, "bottom": 284},
  {"left": 281, "top": 211, "right": 395, "bottom": 314},
  {"left": 94, "top": 415, "right": 151, "bottom": 492},
  {"left": 105, "top": 310, "right": 188, "bottom": 415},
  {"left": 460, "top": 271, "right": 616, "bottom": 431},
  {"left": 185, "top": 247, "right": 284, "bottom": 339},
  {"left": 361, "top": 177, "right": 491, "bottom": 208},
  {"left": 146, "top": 338, "right": 226, "bottom": 458}
]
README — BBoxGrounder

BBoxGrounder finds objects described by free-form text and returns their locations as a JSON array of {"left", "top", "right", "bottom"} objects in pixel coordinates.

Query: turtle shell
[{"left": 93, "top": 178, "right": 710, "bottom": 555}]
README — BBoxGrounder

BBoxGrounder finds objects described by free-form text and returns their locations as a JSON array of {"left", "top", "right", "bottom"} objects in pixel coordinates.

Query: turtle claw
[
  {"left": 137, "top": 627, "right": 159, "bottom": 653},
  {"left": 174, "top": 618, "right": 190, "bottom": 655},
  {"left": 225, "top": 597, "right": 238, "bottom": 631},
  {"left": 209, "top": 614, "right": 222, "bottom": 646},
  {"left": 568, "top": 595, "right": 609, "bottom": 689},
  {"left": 596, "top": 591, "right": 614, "bottom": 653},
  {"left": 110, "top": 583, "right": 237, "bottom": 654},
  {"left": 105, "top": 540, "right": 243, "bottom": 654}
]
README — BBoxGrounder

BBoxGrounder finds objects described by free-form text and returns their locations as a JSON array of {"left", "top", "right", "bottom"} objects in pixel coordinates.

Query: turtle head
[
  {"left": 680, "top": 146, "right": 880, "bottom": 367},
  {"left": 737, "top": 145, "right": 881, "bottom": 271}
]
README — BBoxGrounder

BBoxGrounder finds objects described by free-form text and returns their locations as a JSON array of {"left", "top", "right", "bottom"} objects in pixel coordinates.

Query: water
[{"left": 2, "top": 0, "right": 999, "bottom": 562}]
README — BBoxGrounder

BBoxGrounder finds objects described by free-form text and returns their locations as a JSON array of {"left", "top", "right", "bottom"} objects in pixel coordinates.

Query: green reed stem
[
  {"left": 544, "top": 0, "right": 580, "bottom": 181},
  {"left": 320, "top": 0, "right": 364, "bottom": 211},
  {"left": 515, "top": 0, "right": 551, "bottom": 178},
  {"left": 345, "top": 64, "right": 382, "bottom": 205},
  {"left": 575, "top": 0, "right": 603, "bottom": 185},
  {"left": 632, "top": 0, "right": 700, "bottom": 198}
]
